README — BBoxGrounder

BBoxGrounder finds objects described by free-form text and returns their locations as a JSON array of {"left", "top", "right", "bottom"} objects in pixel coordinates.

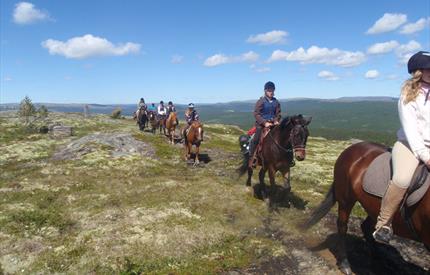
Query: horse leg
[
  {"left": 246, "top": 167, "right": 253, "bottom": 186},
  {"left": 280, "top": 167, "right": 291, "bottom": 193},
  {"left": 183, "top": 142, "right": 189, "bottom": 161},
  {"left": 360, "top": 215, "right": 376, "bottom": 244},
  {"left": 194, "top": 145, "right": 200, "bottom": 165},
  {"left": 258, "top": 167, "right": 268, "bottom": 200},
  {"left": 336, "top": 201, "right": 355, "bottom": 275},
  {"left": 268, "top": 165, "right": 276, "bottom": 193}
]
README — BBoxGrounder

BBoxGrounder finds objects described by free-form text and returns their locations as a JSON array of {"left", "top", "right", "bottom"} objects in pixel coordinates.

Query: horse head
[
  {"left": 148, "top": 111, "right": 155, "bottom": 121},
  {"left": 280, "top": 114, "right": 312, "bottom": 161},
  {"left": 190, "top": 121, "right": 204, "bottom": 143},
  {"left": 168, "top": 112, "right": 177, "bottom": 126}
]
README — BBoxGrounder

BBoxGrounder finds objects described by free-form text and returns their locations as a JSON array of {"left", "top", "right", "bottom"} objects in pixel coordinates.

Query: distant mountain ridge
[
  {"left": 1, "top": 96, "right": 399, "bottom": 145},
  {"left": 0, "top": 96, "right": 398, "bottom": 111}
]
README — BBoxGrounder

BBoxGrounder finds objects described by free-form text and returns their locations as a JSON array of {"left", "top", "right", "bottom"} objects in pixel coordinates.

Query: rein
[{"left": 267, "top": 125, "right": 304, "bottom": 154}]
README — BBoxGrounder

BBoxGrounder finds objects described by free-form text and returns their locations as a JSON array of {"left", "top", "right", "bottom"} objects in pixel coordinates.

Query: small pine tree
[
  {"left": 111, "top": 107, "right": 122, "bottom": 119},
  {"left": 38, "top": 105, "right": 49, "bottom": 118},
  {"left": 18, "top": 96, "right": 36, "bottom": 125}
]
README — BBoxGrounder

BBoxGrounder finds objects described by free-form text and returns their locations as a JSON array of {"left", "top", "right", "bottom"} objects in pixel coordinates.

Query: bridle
[{"left": 268, "top": 123, "right": 306, "bottom": 155}]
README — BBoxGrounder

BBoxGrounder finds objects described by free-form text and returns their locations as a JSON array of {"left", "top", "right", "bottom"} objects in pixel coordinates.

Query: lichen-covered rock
[
  {"left": 51, "top": 125, "right": 73, "bottom": 138},
  {"left": 51, "top": 132, "right": 155, "bottom": 161}
]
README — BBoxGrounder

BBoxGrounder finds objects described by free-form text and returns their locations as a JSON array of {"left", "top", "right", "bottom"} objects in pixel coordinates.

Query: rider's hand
[
  {"left": 426, "top": 160, "right": 430, "bottom": 169},
  {"left": 273, "top": 121, "right": 280, "bottom": 126},
  {"left": 264, "top": 122, "right": 272, "bottom": 128}
]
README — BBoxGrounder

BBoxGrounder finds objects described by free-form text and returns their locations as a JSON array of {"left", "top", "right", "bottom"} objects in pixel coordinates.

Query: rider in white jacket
[
  {"left": 157, "top": 101, "right": 167, "bottom": 117},
  {"left": 373, "top": 51, "right": 430, "bottom": 244}
]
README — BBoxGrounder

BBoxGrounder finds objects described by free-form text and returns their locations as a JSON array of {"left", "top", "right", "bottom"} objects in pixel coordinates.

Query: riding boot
[
  {"left": 373, "top": 181, "right": 407, "bottom": 244},
  {"left": 248, "top": 127, "right": 262, "bottom": 168}
]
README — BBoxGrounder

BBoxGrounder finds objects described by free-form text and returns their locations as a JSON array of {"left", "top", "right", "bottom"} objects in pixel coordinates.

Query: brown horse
[
  {"left": 148, "top": 112, "right": 162, "bottom": 134},
  {"left": 238, "top": 115, "right": 312, "bottom": 200},
  {"left": 135, "top": 108, "right": 147, "bottom": 131},
  {"left": 166, "top": 112, "right": 178, "bottom": 144},
  {"left": 183, "top": 121, "right": 204, "bottom": 165},
  {"left": 303, "top": 141, "right": 430, "bottom": 274}
]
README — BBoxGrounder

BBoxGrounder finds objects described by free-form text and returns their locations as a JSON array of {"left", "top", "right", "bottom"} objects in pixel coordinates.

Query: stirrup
[{"left": 372, "top": 225, "right": 393, "bottom": 244}]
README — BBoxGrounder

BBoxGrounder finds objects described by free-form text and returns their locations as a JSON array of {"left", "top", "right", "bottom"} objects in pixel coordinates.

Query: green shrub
[
  {"left": 111, "top": 108, "right": 122, "bottom": 119},
  {"left": 18, "top": 96, "right": 36, "bottom": 125}
]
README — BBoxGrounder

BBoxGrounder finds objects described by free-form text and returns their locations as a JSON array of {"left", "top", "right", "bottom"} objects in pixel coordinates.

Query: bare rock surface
[{"left": 52, "top": 132, "right": 155, "bottom": 160}]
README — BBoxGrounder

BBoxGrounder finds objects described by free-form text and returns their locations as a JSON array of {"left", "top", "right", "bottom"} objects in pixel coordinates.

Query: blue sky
[{"left": 1, "top": 0, "right": 429, "bottom": 104}]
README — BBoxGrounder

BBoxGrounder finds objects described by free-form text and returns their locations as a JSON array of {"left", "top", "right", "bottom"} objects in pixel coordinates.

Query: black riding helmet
[
  {"left": 160, "top": 100, "right": 164, "bottom": 104},
  {"left": 168, "top": 101, "right": 173, "bottom": 105},
  {"left": 408, "top": 51, "right": 430, "bottom": 74},
  {"left": 264, "top": 81, "right": 275, "bottom": 90}
]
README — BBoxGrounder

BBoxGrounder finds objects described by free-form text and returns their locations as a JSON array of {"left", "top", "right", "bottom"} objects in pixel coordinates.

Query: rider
[
  {"left": 183, "top": 103, "right": 200, "bottom": 136},
  {"left": 147, "top": 103, "right": 156, "bottom": 114},
  {"left": 373, "top": 51, "right": 430, "bottom": 244},
  {"left": 248, "top": 81, "right": 281, "bottom": 168},
  {"left": 138, "top": 98, "right": 146, "bottom": 109},
  {"left": 166, "top": 101, "right": 179, "bottom": 125}
]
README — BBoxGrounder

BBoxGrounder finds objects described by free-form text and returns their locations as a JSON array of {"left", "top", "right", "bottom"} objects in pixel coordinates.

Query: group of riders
[
  {"left": 135, "top": 98, "right": 200, "bottom": 137},
  {"left": 134, "top": 51, "right": 430, "bottom": 247}
]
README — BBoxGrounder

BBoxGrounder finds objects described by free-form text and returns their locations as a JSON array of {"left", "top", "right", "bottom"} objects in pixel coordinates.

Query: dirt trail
[{"left": 198, "top": 143, "right": 430, "bottom": 275}]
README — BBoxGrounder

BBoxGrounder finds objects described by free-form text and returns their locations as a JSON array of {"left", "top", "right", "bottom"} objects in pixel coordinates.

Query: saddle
[
  {"left": 249, "top": 127, "right": 271, "bottom": 168},
  {"left": 362, "top": 152, "right": 430, "bottom": 207}
]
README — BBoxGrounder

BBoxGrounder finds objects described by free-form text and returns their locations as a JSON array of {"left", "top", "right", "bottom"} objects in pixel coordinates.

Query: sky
[{"left": 1, "top": 0, "right": 429, "bottom": 104}]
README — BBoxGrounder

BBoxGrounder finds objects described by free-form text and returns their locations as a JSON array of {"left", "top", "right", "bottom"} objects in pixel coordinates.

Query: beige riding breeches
[{"left": 392, "top": 141, "right": 420, "bottom": 188}]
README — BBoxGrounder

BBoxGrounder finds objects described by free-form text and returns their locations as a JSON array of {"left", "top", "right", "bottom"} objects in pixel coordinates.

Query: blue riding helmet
[{"left": 264, "top": 81, "right": 275, "bottom": 90}]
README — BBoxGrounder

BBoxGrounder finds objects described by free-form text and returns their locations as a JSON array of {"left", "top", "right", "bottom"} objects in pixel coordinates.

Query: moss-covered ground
[{"left": 0, "top": 112, "right": 356, "bottom": 274}]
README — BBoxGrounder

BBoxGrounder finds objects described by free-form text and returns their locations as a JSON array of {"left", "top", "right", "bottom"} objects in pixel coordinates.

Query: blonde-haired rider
[{"left": 373, "top": 51, "right": 430, "bottom": 244}]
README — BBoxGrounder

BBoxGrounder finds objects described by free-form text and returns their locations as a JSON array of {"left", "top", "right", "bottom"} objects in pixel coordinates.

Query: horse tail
[
  {"left": 237, "top": 152, "right": 250, "bottom": 177},
  {"left": 301, "top": 184, "right": 336, "bottom": 229}
]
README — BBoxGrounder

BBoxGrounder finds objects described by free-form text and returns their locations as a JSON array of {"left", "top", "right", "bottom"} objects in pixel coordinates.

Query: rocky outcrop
[{"left": 52, "top": 132, "right": 155, "bottom": 160}]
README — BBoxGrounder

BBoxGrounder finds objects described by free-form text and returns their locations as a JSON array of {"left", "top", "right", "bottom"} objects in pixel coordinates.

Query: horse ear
[{"left": 305, "top": 116, "right": 312, "bottom": 125}]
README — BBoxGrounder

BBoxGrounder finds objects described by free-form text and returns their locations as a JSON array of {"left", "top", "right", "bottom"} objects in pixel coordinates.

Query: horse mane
[{"left": 280, "top": 114, "right": 305, "bottom": 129}]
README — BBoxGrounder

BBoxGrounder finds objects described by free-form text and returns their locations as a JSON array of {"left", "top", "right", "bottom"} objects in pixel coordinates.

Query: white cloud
[
  {"left": 318, "top": 70, "right": 339, "bottom": 81},
  {"left": 247, "top": 30, "right": 288, "bottom": 45},
  {"left": 366, "top": 13, "right": 407, "bottom": 34},
  {"left": 41, "top": 34, "right": 141, "bottom": 59},
  {"left": 3, "top": 76, "right": 13, "bottom": 81},
  {"left": 268, "top": 46, "right": 366, "bottom": 67},
  {"left": 399, "top": 17, "right": 430, "bottom": 34},
  {"left": 365, "top": 70, "right": 379, "bottom": 79},
  {"left": 240, "top": 51, "right": 259, "bottom": 62},
  {"left": 367, "top": 40, "right": 399, "bottom": 55},
  {"left": 171, "top": 55, "right": 184, "bottom": 64},
  {"left": 396, "top": 40, "right": 422, "bottom": 64},
  {"left": 203, "top": 54, "right": 230, "bottom": 67},
  {"left": 204, "top": 51, "right": 259, "bottom": 67},
  {"left": 13, "top": 2, "right": 50, "bottom": 24},
  {"left": 251, "top": 66, "right": 271, "bottom": 73}
]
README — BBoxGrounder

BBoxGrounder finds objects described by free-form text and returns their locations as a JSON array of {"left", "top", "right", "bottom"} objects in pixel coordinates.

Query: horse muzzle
[{"left": 295, "top": 148, "right": 306, "bottom": 161}]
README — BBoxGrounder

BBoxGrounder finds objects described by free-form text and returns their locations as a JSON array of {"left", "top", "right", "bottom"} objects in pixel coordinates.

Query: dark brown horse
[
  {"left": 238, "top": 115, "right": 312, "bottom": 199},
  {"left": 183, "top": 121, "right": 204, "bottom": 165},
  {"left": 166, "top": 112, "right": 178, "bottom": 144},
  {"left": 148, "top": 112, "right": 162, "bottom": 134},
  {"left": 303, "top": 141, "right": 430, "bottom": 274},
  {"left": 135, "top": 108, "right": 147, "bottom": 131}
]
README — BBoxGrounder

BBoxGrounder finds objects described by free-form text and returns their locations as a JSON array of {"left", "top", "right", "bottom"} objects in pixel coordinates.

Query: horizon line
[{"left": 0, "top": 96, "right": 399, "bottom": 106}]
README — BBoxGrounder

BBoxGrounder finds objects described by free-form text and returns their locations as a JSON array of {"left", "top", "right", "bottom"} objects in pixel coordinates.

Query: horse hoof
[
  {"left": 338, "top": 260, "right": 352, "bottom": 275},
  {"left": 340, "top": 266, "right": 352, "bottom": 275}
]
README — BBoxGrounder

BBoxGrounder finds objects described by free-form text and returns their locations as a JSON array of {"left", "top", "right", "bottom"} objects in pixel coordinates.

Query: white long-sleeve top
[
  {"left": 397, "top": 84, "right": 430, "bottom": 163},
  {"left": 157, "top": 105, "right": 166, "bottom": 116}
]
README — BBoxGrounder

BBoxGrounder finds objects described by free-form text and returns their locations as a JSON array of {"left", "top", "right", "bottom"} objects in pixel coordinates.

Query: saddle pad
[{"left": 362, "top": 152, "right": 430, "bottom": 206}]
